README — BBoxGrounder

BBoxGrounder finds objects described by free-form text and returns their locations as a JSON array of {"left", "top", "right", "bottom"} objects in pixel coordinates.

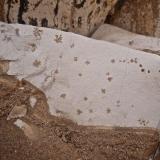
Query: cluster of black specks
[
  {"left": 138, "top": 63, "right": 151, "bottom": 74},
  {"left": 119, "top": 58, "right": 138, "bottom": 64},
  {"left": 119, "top": 57, "right": 153, "bottom": 74},
  {"left": 138, "top": 119, "right": 149, "bottom": 126}
]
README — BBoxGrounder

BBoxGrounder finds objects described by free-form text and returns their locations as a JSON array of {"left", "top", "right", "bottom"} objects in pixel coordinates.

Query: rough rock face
[
  {"left": 0, "top": 22, "right": 160, "bottom": 128},
  {"left": 92, "top": 24, "right": 160, "bottom": 55},
  {"left": 3, "top": 0, "right": 117, "bottom": 36},
  {"left": 0, "top": 0, "right": 4, "bottom": 21},
  {"left": 107, "top": 0, "right": 160, "bottom": 37}
]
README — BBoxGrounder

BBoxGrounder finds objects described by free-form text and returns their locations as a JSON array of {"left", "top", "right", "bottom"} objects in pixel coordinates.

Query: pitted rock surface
[{"left": 0, "top": 22, "right": 160, "bottom": 128}]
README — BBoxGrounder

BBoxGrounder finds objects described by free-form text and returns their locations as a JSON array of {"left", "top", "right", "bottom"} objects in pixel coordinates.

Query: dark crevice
[
  {"left": 73, "top": 0, "right": 86, "bottom": 9},
  {"left": 41, "top": 18, "right": 48, "bottom": 27},
  {"left": 54, "top": 0, "right": 59, "bottom": 16},
  {"left": 18, "top": 0, "right": 29, "bottom": 24},
  {"left": 6, "top": 0, "right": 12, "bottom": 23}
]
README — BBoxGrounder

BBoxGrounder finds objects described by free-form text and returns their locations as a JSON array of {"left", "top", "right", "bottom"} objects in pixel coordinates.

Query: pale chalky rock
[
  {"left": 7, "top": 105, "right": 27, "bottom": 120},
  {"left": 14, "top": 119, "right": 38, "bottom": 140},
  {"left": 92, "top": 24, "right": 160, "bottom": 55},
  {"left": 107, "top": 0, "right": 160, "bottom": 37},
  {"left": 0, "top": 22, "right": 160, "bottom": 128},
  {"left": 3, "top": 0, "right": 117, "bottom": 36}
]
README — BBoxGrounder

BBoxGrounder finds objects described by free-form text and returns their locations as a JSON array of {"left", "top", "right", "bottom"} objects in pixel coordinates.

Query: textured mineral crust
[
  {"left": 107, "top": 0, "right": 160, "bottom": 37},
  {"left": 3, "top": 0, "right": 117, "bottom": 36}
]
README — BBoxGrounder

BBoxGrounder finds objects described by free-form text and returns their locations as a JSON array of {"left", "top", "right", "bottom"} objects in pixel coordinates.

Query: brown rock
[
  {"left": 3, "top": 0, "right": 118, "bottom": 36},
  {"left": 0, "top": 0, "right": 4, "bottom": 21},
  {"left": 107, "top": 0, "right": 160, "bottom": 37}
]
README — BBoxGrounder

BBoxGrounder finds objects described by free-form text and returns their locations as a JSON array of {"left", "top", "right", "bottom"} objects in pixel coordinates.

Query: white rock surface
[
  {"left": 7, "top": 105, "right": 27, "bottom": 120},
  {"left": 92, "top": 24, "right": 160, "bottom": 55},
  {"left": 0, "top": 22, "right": 160, "bottom": 128},
  {"left": 14, "top": 119, "right": 37, "bottom": 140},
  {"left": 29, "top": 96, "right": 37, "bottom": 108}
]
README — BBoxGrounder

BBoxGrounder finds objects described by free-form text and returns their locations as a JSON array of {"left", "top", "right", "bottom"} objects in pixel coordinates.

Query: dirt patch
[{"left": 0, "top": 73, "right": 159, "bottom": 160}]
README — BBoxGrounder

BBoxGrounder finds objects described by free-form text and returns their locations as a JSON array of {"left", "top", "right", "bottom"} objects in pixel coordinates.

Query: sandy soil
[{"left": 0, "top": 60, "right": 159, "bottom": 160}]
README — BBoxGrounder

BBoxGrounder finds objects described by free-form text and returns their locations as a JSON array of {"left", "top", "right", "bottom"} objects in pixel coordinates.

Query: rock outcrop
[
  {"left": 0, "top": 22, "right": 160, "bottom": 128},
  {"left": 3, "top": 0, "right": 117, "bottom": 36},
  {"left": 92, "top": 24, "right": 160, "bottom": 55},
  {"left": 107, "top": 0, "right": 160, "bottom": 37}
]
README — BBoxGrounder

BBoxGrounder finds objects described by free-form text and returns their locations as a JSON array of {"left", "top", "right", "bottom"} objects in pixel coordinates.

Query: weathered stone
[
  {"left": 7, "top": 105, "right": 27, "bottom": 120},
  {"left": 14, "top": 119, "right": 38, "bottom": 140},
  {"left": 3, "top": 0, "right": 117, "bottom": 36},
  {"left": 107, "top": 0, "right": 160, "bottom": 37},
  {"left": 92, "top": 24, "right": 160, "bottom": 55},
  {"left": 0, "top": 22, "right": 160, "bottom": 128}
]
